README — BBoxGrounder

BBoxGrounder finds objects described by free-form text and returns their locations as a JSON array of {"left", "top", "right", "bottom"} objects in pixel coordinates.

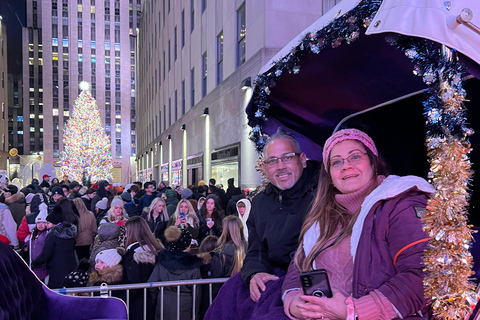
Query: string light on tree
[{"left": 58, "top": 82, "right": 113, "bottom": 183}]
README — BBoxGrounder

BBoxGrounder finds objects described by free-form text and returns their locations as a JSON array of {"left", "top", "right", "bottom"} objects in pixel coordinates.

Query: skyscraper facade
[
  {"left": 0, "top": 18, "right": 9, "bottom": 171},
  {"left": 22, "top": 0, "right": 141, "bottom": 184},
  {"left": 135, "top": 0, "right": 325, "bottom": 188}
]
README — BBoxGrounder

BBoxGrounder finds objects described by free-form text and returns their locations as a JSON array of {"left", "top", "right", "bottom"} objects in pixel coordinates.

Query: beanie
[
  {"left": 35, "top": 203, "right": 48, "bottom": 223},
  {"left": 63, "top": 259, "right": 90, "bottom": 288},
  {"left": 164, "top": 226, "right": 192, "bottom": 252},
  {"left": 95, "top": 249, "right": 122, "bottom": 267},
  {"left": 120, "top": 191, "right": 131, "bottom": 202},
  {"left": 181, "top": 188, "right": 193, "bottom": 199},
  {"left": 46, "top": 210, "right": 63, "bottom": 225},
  {"left": 96, "top": 197, "right": 109, "bottom": 210},
  {"left": 165, "top": 189, "right": 177, "bottom": 199},
  {"left": 197, "top": 180, "right": 206, "bottom": 186},
  {"left": 322, "top": 128, "right": 378, "bottom": 171},
  {"left": 25, "top": 193, "right": 35, "bottom": 204},
  {"left": 110, "top": 196, "right": 124, "bottom": 208},
  {"left": 51, "top": 186, "right": 63, "bottom": 196}
]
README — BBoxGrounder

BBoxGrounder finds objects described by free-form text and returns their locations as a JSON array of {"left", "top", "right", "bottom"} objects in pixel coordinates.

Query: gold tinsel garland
[{"left": 422, "top": 79, "right": 477, "bottom": 319}]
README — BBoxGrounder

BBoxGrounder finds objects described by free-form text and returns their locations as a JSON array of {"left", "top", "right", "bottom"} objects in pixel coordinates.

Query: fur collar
[
  {"left": 89, "top": 264, "right": 123, "bottom": 284},
  {"left": 157, "top": 250, "right": 203, "bottom": 271},
  {"left": 197, "top": 252, "right": 213, "bottom": 265},
  {"left": 5, "top": 192, "right": 25, "bottom": 205},
  {"left": 134, "top": 250, "right": 156, "bottom": 265},
  {"left": 50, "top": 223, "right": 78, "bottom": 239}
]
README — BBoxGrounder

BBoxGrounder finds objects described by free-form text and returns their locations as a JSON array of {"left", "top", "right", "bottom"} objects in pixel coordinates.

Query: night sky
[{"left": 0, "top": 0, "right": 26, "bottom": 75}]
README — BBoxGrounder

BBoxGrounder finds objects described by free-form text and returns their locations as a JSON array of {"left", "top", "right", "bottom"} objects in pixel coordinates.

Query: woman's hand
[
  {"left": 289, "top": 292, "right": 309, "bottom": 319},
  {"left": 175, "top": 216, "right": 186, "bottom": 226},
  {"left": 297, "top": 291, "right": 348, "bottom": 320}
]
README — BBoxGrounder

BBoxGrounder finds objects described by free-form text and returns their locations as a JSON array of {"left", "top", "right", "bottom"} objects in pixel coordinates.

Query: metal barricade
[{"left": 54, "top": 278, "right": 229, "bottom": 320}]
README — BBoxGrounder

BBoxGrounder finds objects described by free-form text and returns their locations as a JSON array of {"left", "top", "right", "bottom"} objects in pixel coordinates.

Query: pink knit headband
[{"left": 323, "top": 129, "right": 378, "bottom": 171}]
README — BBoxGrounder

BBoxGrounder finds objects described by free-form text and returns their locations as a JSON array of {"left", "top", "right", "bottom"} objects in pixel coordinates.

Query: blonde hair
[
  {"left": 294, "top": 145, "right": 388, "bottom": 272},
  {"left": 146, "top": 197, "right": 169, "bottom": 222},
  {"left": 105, "top": 203, "right": 128, "bottom": 222},
  {"left": 216, "top": 215, "right": 246, "bottom": 275},
  {"left": 172, "top": 199, "right": 200, "bottom": 228}
]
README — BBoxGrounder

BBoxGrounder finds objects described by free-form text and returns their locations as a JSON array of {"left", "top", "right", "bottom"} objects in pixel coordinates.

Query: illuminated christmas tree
[{"left": 58, "top": 82, "right": 113, "bottom": 183}]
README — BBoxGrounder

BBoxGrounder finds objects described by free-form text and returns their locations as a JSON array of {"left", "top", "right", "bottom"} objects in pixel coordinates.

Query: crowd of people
[
  {"left": 0, "top": 173, "right": 255, "bottom": 320},
  {"left": 0, "top": 127, "right": 438, "bottom": 320}
]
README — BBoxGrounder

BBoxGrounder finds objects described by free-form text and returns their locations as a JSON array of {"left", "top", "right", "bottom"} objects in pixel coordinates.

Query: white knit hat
[
  {"left": 35, "top": 203, "right": 48, "bottom": 223},
  {"left": 96, "top": 197, "right": 109, "bottom": 210},
  {"left": 95, "top": 249, "right": 122, "bottom": 267}
]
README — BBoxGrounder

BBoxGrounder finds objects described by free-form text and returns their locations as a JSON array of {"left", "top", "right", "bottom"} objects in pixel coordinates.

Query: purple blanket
[{"left": 205, "top": 268, "right": 289, "bottom": 320}]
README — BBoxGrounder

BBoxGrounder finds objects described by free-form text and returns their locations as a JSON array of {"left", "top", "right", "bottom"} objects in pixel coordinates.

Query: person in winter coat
[
  {"left": 89, "top": 222, "right": 120, "bottom": 270},
  {"left": 24, "top": 205, "right": 49, "bottom": 281},
  {"left": 123, "top": 216, "right": 163, "bottom": 320},
  {"left": 198, "top": 194, "right": 224, "bottom": 242},
  {"left": 81, "top": 188, "right": 96, "bottom": 213},
  {"left": 0, "top": 192, "right": 19, "bottom": 249},
  {"left": 47, "top": 186, "right": 64, "bottom": 214},
  {"left": 282, "top": 128, "right": 435, "bottom": 320},
  {"left": 121, "top": 191, "right": 140, "bottom": 217},
  {"left": 168, "top": 199, "right": 200, "bottom": 251},
  {"left": 31, "top": 205, "right": 78, "bottom": 289},
  {"left": 17, "top": 193, "right": 49, "bottom": 244},
  {"left": 148, "top": 226, "right": 202, "bottom": 320},
  {"left": 197, "top": 235, "right": 219, "bottom": 319},
  {"left": 236, "top": 199, "right": 251, "bottom": 242},
  {"left": 225, "top": 191, "right": 244, "bottom": 217},
  {"left": 89, "top": 248, "right": 124, "bottom": 286},
  {"left": 73, "top": 198, "right": 97, "bottom": 260},
  {"left": 225, "top": 178, "right": 241, "bottom": 205},
  {"left": 90, "top": 180, "right": 111, "bottom": 212},
  {"left": 143, "top": 197, "right": 169, "bottom": 245},
  {"left": 209, "top": 216, "right": 247, "bottom": 299},
  {"left": 4, "top": 184, "right": 27, "bottom": 227},
  {"left": 163, "top": 189, "right": 179, "bottom": 217},
  {"left": 138, "top": 182, "right": 158, "bottom": 214}
]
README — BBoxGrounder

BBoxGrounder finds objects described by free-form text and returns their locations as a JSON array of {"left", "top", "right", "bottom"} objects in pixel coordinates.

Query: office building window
[
  {"left": 217, "top": 31, "right": 223, "bottom": 85},
  {"left": 237, "top": 3, "right": 246, "bottom": 67},
  {"left": 190, "top": 0, "right": 194, "bottom": 33},
  {"left": 190, "top": 68, "right": 195, "bottom": 108},
  {"left": 201, "top": 51, "right": 207, "bottom": 98},
  {"left": 181, "top": 80, "right": 185, "bottom": 115},
  {"left": 181, "top": 10, "right": 185, "bottom": 48}
]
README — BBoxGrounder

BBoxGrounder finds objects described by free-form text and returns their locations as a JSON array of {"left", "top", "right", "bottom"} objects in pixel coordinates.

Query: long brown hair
[
  {"left": 125, "top": 216, "right": 163, "bottom": 252},
  {"left": 216, "top": 215, "right": 246, "bottom": 275},
  {"left": 294, "top": 144, "right": 388, "bottom": 272},
  {"left": 73, "top": 197, "right": 96, "bottom": 234}
]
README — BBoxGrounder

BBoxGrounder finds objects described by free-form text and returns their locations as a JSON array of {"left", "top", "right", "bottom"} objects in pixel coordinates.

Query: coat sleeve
[
  {"left": 2, "top": 208, "right": 19, "bottom": 246},
  {"left": 32, "top": 233, "right": 55, "bottom": 267},
  {"left": 375, "top": 193, "right": 430, "bottom": 318},
  {"left": 16, "top": 216, "right": 30, "bottom": 242},
  {"left": 240, "top": 199, "right": 273, "bottom": 286}
]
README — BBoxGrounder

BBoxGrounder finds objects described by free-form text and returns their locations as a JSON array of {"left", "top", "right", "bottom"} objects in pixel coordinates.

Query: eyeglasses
[
  {"left": 263, "top": 153, "right": 301, "bottom": 167},
  {"left": 330, "top": 152, "right": 367, "bottom": 169}
]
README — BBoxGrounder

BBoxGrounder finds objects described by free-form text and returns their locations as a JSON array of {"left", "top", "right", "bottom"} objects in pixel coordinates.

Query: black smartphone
[{"left": 299, "top": 269, "right": 333, "bottom": 298}]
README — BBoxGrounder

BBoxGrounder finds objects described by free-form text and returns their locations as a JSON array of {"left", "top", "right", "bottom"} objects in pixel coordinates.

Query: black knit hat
[
  {"left": 63, "top": 259, "right": 90, "bottom": 288},
  {"left": 164, "top": 226, "right": 192, "bottom": 252},
  {"left": 46, "top": 210, "right": 63, "bottom": 225}
]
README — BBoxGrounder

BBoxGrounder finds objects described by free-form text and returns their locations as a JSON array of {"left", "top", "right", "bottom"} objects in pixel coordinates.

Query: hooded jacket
[
  {"left": 31, "top": 223, "right": 78, "bottom": 289},
  {"left": 16, "top": 194, "right": 49, "bottom": 242},
  {"left": 89, "top": 264, "right": 123, "bottom": 285},
  {"left": 148, "top": 250, "right": 202, "bottom": 320},
  {"left": 89, "top": 223, "right": 120, "bottom": 269},
  {"left": 282, "top": 175, "right": 435, "bottom": 319},
  {"left": 240, "top": 160, "right": 320, "bottom": 285},
  {"left": 236, "top": 199, "right": 251, "bottom": 241},
  {"left": 90, "top": 180, "right": 110, "bottom": 212},
  {"left": 0, "top": 203, "right": 19, "bottom": 246}
]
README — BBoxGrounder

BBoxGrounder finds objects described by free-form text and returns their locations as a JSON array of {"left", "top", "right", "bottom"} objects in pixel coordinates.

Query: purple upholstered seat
[{"left": 0, "top": 241, "right": 128, "bottom": 320}]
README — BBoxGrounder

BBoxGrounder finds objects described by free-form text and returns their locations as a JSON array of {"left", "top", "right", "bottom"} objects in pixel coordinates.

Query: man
[
  {"left": 241, "top": 130, "right": 320, "bottom": 302},
  {"left": 138, "top": 181, "right": 157, "bottom": 214},
  {"left": 67, "top": 181, "right": 82, "bottom": 199},
  {"left": 4, "top": 184, "right": 26, "bottom": 227},
  {"left": 205, "top": 130, "right": 320, "bottom": 320},
  {"left": 48, "top": 186, "right": 65, "bottom": 214},
  {"left": 208, "top": 178, "right": 227, "bottom": 208},
  {"left": 40, "top": 174, "right": 51, "bottom": 188},
  {"left": 90, "top": 180, "right": 110, "bottom": 212},
  {"left": 81, "top": 188, "right": 96, "bottom": 210},
  {"left": 157, "top": 181, "right": 168, "bottom": 196}
]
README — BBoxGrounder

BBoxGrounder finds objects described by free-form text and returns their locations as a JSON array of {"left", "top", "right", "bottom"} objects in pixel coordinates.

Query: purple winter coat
[
  {"left": 283, "top": 175, "right": 435, "bottom": 319},
  {"left": 28, "top": 229, "right": 49, "bottom": 280}
]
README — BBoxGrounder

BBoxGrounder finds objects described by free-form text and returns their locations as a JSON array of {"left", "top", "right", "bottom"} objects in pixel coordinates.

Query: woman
[
  {"left": 32, "top": 200, "right": 78, "bottom": 289},
  {"left": 100, "top": 196, "right": 127, "bottom": 246},
  {"left": 51, "top": 177, "right": 60, "bottom": 185},
  {"left": 0, "top": 192, "right": 19, "bottom": 249},
  {"left": 73, "top": 198, "right": 97, "bottom": 260},
  {"left": 143, "top": 197, "right": 169, "bottom": 245},
  {"left": 123, "top": 216, "right": 163, "bottom": 320},
  {"left": 210, "top": 216, "right": 247, "bottom": 298},
  {"left": 282, "top": 128, "right": 434, "bottom": 320},
  {"left": 168, "top": 199, "right": 200, "bottom": 250},
  {"left": 199, "top": 194, "right": 224, "bottom": 241}
]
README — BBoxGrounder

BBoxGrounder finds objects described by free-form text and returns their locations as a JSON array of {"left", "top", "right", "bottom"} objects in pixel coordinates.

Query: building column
[
  {"left": 204, "top": 113, "right": 211, "bottom": 182},
  {"left": 182, "top": 128, "right": 187, "bottom": 188},
  {"left": 168, "top": 136, "right": 172, "bottom": 186},
  {"left": 241, "top": 88, "right": 261, "bottom": 189}
]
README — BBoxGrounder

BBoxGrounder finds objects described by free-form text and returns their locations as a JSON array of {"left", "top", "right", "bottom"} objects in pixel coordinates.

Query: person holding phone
[
  {"left": 282, "top": 128, "right": 435, "bottom": 320},
  {"left": 168, "top": 199, "right": 201, "bottom": 251},
  {"left": 198, "top": 194, "right": 224, "bottom": 242}
]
